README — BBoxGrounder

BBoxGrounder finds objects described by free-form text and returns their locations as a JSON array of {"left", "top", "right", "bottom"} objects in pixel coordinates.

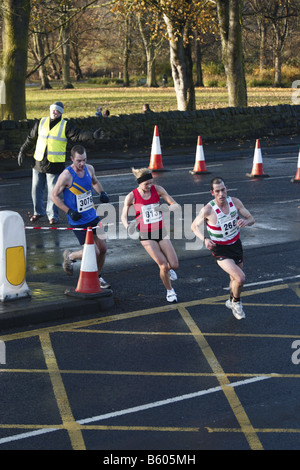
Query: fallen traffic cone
[
  {"left": 148, "top": 125, "right": 165, "bottom": 171},
  {"left": 291, "top": 148, "right": 300, "bottom": 183},
  {"left": 190, "top": 136, "right": 210, "bottom": 175},
  {"left": 65, "top": 227, "right": 113, "bottom": 301},
  {"left": 246, "top": 139, "right": 269, "bottom": 178}
]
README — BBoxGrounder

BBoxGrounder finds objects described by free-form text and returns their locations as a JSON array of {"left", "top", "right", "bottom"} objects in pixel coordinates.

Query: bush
[
  {"left": 203, "top": 62, "right": 225, "bottom": 76},
  {"left": 87, "top": 77, "right": 123, "bottom": 86}
]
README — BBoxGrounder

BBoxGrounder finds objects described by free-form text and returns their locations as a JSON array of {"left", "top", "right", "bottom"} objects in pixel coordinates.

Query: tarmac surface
[
  {"left": 0, "top": 133, "right": 299, "bottom": 332},
  {"left": 0, "top": 134, "right": 299, "bottom": 451}
]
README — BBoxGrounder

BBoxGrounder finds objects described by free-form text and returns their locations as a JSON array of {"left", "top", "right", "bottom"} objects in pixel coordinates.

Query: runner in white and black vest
[{"left": 191, "top": 176, "right": 255, "bottom": 320}]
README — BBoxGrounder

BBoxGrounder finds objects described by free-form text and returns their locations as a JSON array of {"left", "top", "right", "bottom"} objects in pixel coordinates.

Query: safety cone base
[
  {"left": 189, "top": 169, "right": 210, "bottom": 175},
  {"left": 245, "top": 172, "right": 269, "bottom": 178},
  {"left": 151, "top": 168, "right": 170, "bottom": 172},
  {"left": 65, "top": 287, "right": 113, "bottom": 300}
]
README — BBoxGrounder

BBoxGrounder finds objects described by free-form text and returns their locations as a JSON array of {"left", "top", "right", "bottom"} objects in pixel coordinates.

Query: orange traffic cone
[
  {"left": 246, "top": 139, "right": 269, "bottom": 178},
  {"left": 148, "top": 125, "right": 165, "bottom": 171},
  {"left": 291, "top": 148, "right": 300, "bottom": 183},
  {"left": 190, "top": 136, "right": 210, "bottom": 175},
  {"left": 75, "top": 227, "right": 101, "bottom": 294},
  {"left": 65, "top": 227, "right": 113, "bottom": 300}
]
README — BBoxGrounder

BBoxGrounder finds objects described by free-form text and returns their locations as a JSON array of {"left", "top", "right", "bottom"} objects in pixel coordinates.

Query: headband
[
  {"left": 136, "top": 173, "right": 153, "bottom": 184},
  {"left": 50, "top": 103, "right": 64, "bottom": 115}
]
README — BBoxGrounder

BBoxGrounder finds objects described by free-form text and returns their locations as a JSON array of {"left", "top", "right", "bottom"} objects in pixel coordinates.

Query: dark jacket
[{"left": 19, "top": 116, "right": 94, "bottom": 174}]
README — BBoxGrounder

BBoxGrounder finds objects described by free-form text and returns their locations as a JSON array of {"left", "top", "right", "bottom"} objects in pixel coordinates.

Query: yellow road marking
[
  {"left": 0, "top": 423, "right": 199, "bottom": 433},
  {"left": 1, "top": 422, "right": 299, "bottom": 434},
  {"left": 50, "top": 328, "right": 300, "bottom": 339},
  {"left": 0, "top": 282, "right": 298, "bottom": 448},
  {"left": 0, "top": 282, "right": 299, "bottom": 342},
  {"left": 39, "top": 332, "right": 86, "bottom": 450},
  {"left": 289, "top": 284, "right": 300, "bottom": 298},
  {"left": 0, "top": 369, "right": 299, "bottom": 379},
  {"left": 178, "top": 305, "right": 264, "bottom": 450},
  {"left": 207, "top": 427, "right": 300, "bottom": 434}
]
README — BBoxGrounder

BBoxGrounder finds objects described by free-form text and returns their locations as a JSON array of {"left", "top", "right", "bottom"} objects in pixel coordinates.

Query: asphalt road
[{"left": 0, "top": 137, "right": 299, "bottom": 452}]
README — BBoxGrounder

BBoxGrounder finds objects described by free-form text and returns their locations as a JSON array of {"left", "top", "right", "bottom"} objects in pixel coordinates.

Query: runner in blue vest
[{"left": 50, "top": 145, "right": 111, "bottom": 289}]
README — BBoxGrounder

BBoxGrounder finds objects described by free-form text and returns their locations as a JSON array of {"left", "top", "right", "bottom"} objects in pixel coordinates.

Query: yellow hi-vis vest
[{"left": 34, "top": 117, "right": 67, "bottom": 163}]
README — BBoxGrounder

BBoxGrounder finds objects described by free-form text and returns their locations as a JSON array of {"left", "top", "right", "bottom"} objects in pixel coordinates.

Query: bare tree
[
  {"left": 1, "top": 0, "right": 30, "bottom": 120},
  {"left": 247, "top": 0, "right": 300, "bottom": 86},
  {"left": 137, "top": 11, "right": 166, "bottom": 87},
  {"left": 215, "top": 0, "right": 247, "bottom": 107}
]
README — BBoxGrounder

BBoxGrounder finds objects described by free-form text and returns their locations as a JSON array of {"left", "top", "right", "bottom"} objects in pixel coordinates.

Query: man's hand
[
  {"left": 67, "top": 209, "right": 82, "bottom": 221},
  {"left": 237, "top": 218, "right": 248, "bottom": 228},
  {"left": 99, "top": 191, "right": 109, "bottom": 203},
  {"left": 204, "top": 238, "right": 216, "bottom": 250},
  {"left": 17, "top": 151, "right": 25, "bottom": 167},
  {"left": 157, "top": 203, "right": 169, "bottom": 213},
  {"left": 93, "top": 128, "right": 105, "bottom": 140}
]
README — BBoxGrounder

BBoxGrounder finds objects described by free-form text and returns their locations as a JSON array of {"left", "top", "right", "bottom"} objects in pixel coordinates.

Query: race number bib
[
  {"left": 219, "top": 213, "right": 239, "bottom": 238},
  {"left": 141, "top": 203, "right": 162, "bottom": 225},
  {"left": 76, "top": 190, "right": 93, "bottom": 212}
]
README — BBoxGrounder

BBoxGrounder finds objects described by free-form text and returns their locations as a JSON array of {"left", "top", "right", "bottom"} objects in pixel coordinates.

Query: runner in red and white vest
[
  {"left": 191, "top": 177, "right": 255, "bottom": 320},
  {"left": 121, "top": 168, "right": 180, "bottom": 303}
]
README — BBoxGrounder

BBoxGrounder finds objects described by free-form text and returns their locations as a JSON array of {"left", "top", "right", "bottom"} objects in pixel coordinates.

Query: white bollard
[{"left": 0, "top": 211, "right": 31, "bottom": 302}]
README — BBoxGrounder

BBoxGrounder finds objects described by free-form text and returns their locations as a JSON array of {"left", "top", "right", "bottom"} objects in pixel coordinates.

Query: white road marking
[
  {"left": 224, "top": 274, "right": 300, "bottom": 290},
  {"left": 0, "top": 375, "right": 272, "bottom": 445}
]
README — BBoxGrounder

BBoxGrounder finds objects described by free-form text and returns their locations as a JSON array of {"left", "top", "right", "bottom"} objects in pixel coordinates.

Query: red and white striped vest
[{"left": 206, "top": 196, "right": 240, "bottom": 245}]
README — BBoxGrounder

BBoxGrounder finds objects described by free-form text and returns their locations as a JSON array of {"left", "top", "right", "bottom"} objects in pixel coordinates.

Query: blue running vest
[{"left": 64, "top": 166, "right": 97, "bottom": 225}]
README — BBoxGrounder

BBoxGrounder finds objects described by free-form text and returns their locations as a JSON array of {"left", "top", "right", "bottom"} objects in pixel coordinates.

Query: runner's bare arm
[
  {"left": 191, "top": 204, "right": 216, "bottom": 248},
  {"left": 232, "top": 197, "right": 255, "bottom": 227},
  {"left": 155, "top": 185, "right": 180, "bottom": 211},
  {"left": 87, "top": 164, "right": 105, "bottom": 193},
  {"left": 50, "top": 170, "right": 72, "bottom": 214},
  {"left": 121, "top": 192, "right": 134, "bottom": 229}
]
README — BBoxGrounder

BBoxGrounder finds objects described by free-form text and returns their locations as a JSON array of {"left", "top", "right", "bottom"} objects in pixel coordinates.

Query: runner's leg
[
  {"left": 94, "top": 233, "right": 107, "bottom": 275},
  {"left": 217, "top": 258, "right": 245, "bottom": 299},
  {"left": 158, "top": 238, "right": 179, "bottom": 272},
  {"left": 141, "top": 240, "right": 172, "bottom": 290}
]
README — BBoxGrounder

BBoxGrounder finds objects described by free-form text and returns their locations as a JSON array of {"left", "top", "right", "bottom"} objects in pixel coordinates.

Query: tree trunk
[
  {"left": 61, "top": 15, "right": 74, "bottom": 89},
  {"left": 33, "top": 32, "right": 52, "bottom": 90},
  {"left": 258, "top": 16, "right": 267, "bottom": 75},
  {"left": 137, "top": 14, "right": 158, "bottom": 87},
  {"left": 273, "top": 47, "right": 282, "bottom": 87},
  {"left": 123, "top": 15, "right": 131, "bottom": 87},
  {"left": 1, "top": 0, "right": 30, "bottom": 120},
  {"left": 195, "top": 33, "right": 204, "bottom": 87},
  {"left": 164, "top": 15, "right": 195, "bottom": 111},
  {"left": 216, "top": 0, "right": 247, "bottom": 107}
]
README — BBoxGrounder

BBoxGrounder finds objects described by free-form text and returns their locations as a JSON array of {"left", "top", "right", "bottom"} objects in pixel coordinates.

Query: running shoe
[
  {"left": 166, "top": 289, "right": 178, "bottom": 303},
  {"left": 63, "top": 249, "right": 75, "bottom": 276},
  {"left": 231, "top": 300, "right": 245, "bottom": 320},
  {"left": 99, "top": 276, "right": 111, "bottom": 289},
  {"left": 169, "top": 269, "right": 177, "bottom": 281},
  {"left": 225, "top": 298, "right": 233, "bottom": 310}
]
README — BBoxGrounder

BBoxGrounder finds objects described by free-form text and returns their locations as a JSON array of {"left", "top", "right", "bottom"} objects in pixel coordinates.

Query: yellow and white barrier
[{"left": 0, "top": 211, "right": 31, "bottom": 302}]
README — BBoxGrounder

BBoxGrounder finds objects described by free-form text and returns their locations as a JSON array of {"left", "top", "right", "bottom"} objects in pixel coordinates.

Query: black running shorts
[
  {"left": 72, "top": 216, "right": 101, "bottom": 245},
  {"left": 211, "top": 238, "right": 244, "bottom": 265}
]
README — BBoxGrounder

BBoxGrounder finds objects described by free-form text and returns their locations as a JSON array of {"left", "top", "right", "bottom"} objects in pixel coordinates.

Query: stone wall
[{"left": 1, "top": 104, "right": 299, "bottom": 154}]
